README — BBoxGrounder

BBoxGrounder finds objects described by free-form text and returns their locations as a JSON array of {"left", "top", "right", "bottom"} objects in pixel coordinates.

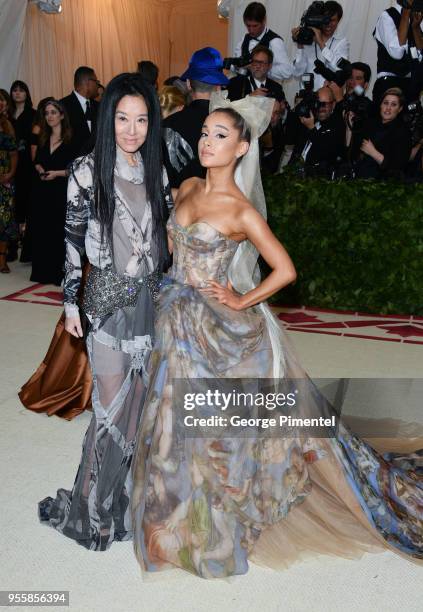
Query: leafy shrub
[{"left": 264, "top": 174, "right": 423, "bottom": 315}]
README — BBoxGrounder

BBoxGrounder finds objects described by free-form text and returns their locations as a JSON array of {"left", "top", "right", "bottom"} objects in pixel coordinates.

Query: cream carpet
[{"left": 1, "top": 261, "right": 422, "bottom": 612}]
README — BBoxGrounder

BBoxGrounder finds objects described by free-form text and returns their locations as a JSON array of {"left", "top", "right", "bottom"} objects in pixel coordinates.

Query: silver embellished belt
[{"left": 82, "top": 266, "right": 161, "bottom": 318}]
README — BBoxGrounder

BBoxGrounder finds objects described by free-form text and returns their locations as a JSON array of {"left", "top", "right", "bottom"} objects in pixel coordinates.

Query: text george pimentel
[
  {"left": 182, "top": 390, "right": 336, "bottom": 428},
  {"left": 184, "top": 415, "right": 336, "bottom": 428}
]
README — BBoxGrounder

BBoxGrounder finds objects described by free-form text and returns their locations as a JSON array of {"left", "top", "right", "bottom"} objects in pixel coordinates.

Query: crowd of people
[
  {"left": 229, "top": 0, "right": 423, "bottom": 180},
  {"left": 1, "top": 1, "right": 423, "bottom": 282}
]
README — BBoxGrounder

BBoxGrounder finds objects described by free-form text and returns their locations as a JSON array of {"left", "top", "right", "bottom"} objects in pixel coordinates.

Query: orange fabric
[
  {"left": 168, "top": 0, "right": 229, "bottom": 77},
  {"left": 19, "top": 312, "right": 92, "bottom": 420},
  {"left": 18, "top": 0, "right": 228, "bottom": 104}
]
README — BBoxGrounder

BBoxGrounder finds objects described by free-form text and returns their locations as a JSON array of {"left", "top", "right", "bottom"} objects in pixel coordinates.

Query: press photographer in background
[
  {"left": 227, "top": 45, "right": 285, "bottom": 101},
  {"left": 233, "top": 2, "right": 293, "bottom": 81},
  {"left": 344, "top": 62, "right": 375, "bottom": 115},
  {"left": 292, "top": 1, "right": 349, "bottom": 91},
  {"left": 341, "top": 63, "right": 376, "bottom": 163},
  {"left": 406, "top": 99, "right": 423, "bottom": 178},
  {"left": 373, "top": 0, "right": 423, "bottom": 107},
  {"left": 350, "top": 88, "right": 412, "bottom": 179},
  {"left": 260, "top": 96, "right": 297, "bottom": 174},
  {"left": 289, "top": 83, "right": 346, "bottom": 177}
]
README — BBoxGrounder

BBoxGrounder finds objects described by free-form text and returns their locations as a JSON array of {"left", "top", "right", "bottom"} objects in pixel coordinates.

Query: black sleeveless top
[
  {"left": 374, "top": 7, "right": 415, "bottom": 77},
  {"left": 241, "top": 29, "right": 282, "bottom": 58}
]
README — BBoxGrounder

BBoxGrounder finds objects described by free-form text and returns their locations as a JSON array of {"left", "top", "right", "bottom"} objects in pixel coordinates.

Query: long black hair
[
  {"left": 93, "top": 72, "right": 169, "bottom": 272},
  {"left": 10, "top": 80, "right": 33, "bottom": 112}
]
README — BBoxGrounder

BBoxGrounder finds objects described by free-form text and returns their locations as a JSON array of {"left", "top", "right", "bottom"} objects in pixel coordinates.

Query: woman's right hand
[{"left": 65, "top": 315, "right": 83, "bottom": 338}]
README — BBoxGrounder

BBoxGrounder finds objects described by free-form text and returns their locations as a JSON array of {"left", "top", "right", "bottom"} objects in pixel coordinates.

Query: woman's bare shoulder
[
  {"left": 179, "top": 177, "right": 204, "bottom": 195},
  {"left": 175, "top": 177, "right": 204, "bottom": 208},
  {"left": 228, "top": 191, "right": 259, "bottom": 217}
]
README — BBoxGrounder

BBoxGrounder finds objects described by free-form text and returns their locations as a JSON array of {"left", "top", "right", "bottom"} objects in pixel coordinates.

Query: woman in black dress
[
  {"left": 10, "top": 81, "right": 35, "bottom": 262},
  {"left": 31, "top": 100, "right": 74, "bottom": 286},
  {"left": 353, "top": 88, "right": 412, "bottom": 179}
]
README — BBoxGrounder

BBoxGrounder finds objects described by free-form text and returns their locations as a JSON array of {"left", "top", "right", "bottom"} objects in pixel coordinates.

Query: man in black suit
[
  {"left": 227, "top": 45, "right": 285, "bottom": 102},
  {"left": 290, "top": 86, "right": 346, "bottom": 177},
  {"left": 163, "top": 47, "right": 229, "bottom": 188},
  {"left": 61, "top": 66, "right": 100, "bottom": 157}
]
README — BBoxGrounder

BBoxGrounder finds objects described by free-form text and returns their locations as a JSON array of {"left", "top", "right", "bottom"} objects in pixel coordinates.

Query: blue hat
[{"left": 180, "top": 47, "right": 229, "bottom": 86}]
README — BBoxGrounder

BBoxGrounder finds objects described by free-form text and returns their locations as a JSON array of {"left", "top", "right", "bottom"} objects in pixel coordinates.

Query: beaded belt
[{"left": 82, "top": 265, "right": 161, "bottom": 318}]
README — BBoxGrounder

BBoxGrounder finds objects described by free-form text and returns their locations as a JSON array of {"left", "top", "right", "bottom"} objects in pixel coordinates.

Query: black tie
[{"left": 85, "top": 100, "right": 92, "bottom": 122}]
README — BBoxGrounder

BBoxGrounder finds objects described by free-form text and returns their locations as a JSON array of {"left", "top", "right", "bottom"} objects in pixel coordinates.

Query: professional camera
[
  {"left": 403, "top": 100, "right": 423, "bottom": 146},
  {"left": 292, "top": 1, "right": 331, "bottom": 46},
  {"left": 398, "top": 0, "right": 423, "bottom": 11},
  {"left": 314, "top": 57, "right": 352, "bottom": 87},
  {"left": 300, "top": 72, "right": 315, "bottom": 93},
  {"left": 222, "top": 55, "right": 251, "bottom": 70},
  {"left": 342, "top": 87, "right": 371, "bottom": 128},
  {"left": 295, "top": 91, "right": 321, "bottom": 118},
  {"left": 294, "top": 73, "right": 320, "bottom": 118}
]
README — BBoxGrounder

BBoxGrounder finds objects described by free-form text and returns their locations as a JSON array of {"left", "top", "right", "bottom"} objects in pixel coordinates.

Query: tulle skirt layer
[{"left": 131, "top": 278, "right": 423, "bottom": 578}]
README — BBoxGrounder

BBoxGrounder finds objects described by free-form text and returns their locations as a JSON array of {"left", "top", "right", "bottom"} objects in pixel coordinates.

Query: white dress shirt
[
  {"left": 374, "top": 2, "right": 423, "bottom": 78},
  {"left": 235, "top": 27, "right": 293, "bottom": 80},
  {"left": 73, "top": 89, "right": 92, "bottom": 131},
  {"left": 253, "top": 77, "right": 266, "bottom": 89},
  {"left": 292, "top": 33, "right": 350, "bottom": 90}
]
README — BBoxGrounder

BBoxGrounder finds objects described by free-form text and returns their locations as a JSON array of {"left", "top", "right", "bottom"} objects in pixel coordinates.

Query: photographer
[
  {"left": 227, "top": 46, "right": 285, "bottom": 101},
  {"left": 373, "top": 1, "right": 423, "bottom": 106},
  {"left": 292, "top": 1, "right": 350, "bottom": 91},
  {"left": 354, "top": 88, "right": 412, "bottom": 179},
  {"left": 346, "top": 62, "right": 371, "bottom": 97},
  {"left": 260, "top": 97, "right": 297, "bottom": 174},
  {"left": 406, "top": 101, "right": 423, "bottom": 178},
  {"left": 343, "top": 64, "right": 376, "bottom": 162},
  {"left": 234, "top": 2, "right": 293, "bottom": 80},
  {"left": 290, "top": 86, "right": 346, "bottom": 176}
]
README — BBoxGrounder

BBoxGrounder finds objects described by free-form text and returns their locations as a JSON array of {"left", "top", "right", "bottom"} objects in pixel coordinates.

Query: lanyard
[{"left": 249, "top": 76, "right": 266, "bottom": 91}]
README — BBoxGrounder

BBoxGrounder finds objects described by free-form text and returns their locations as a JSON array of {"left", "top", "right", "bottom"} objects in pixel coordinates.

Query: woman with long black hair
[{"left": 39, "top": 73, "right": 171, "bottom": 550}]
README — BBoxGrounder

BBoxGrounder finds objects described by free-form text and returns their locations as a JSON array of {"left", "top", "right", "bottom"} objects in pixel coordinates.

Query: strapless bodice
[{"left": 167, "top": 208, "right": 239, "bottom": 288}]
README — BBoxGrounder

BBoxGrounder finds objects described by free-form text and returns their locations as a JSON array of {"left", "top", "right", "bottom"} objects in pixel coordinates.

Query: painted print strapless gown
[{"left": 131, "top": 209, "right": 423, "bottom": 579}]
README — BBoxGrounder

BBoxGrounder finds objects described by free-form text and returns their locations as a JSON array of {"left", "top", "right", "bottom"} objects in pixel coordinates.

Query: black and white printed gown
[{"left": 38, "top": 148, "right": 171, "bottom": 550}]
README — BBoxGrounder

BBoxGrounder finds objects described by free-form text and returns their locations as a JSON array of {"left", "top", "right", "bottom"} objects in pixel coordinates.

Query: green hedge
[{"left": 264, "top": 174, "right": 423, "bottom": 315}]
